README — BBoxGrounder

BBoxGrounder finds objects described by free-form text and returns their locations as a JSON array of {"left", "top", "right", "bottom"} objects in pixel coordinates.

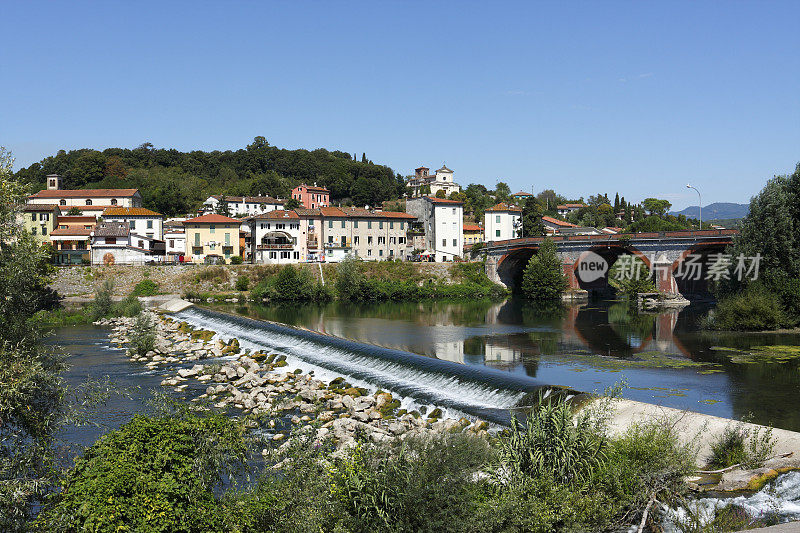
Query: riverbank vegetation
[
  {"left": 32, "top": 391, "right": 705, "bottom": 532},
  {"left": 705, "top": 163, "right": 800, "bottom": 331}
]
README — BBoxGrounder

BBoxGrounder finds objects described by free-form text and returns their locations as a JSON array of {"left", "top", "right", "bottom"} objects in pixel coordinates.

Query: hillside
[
  {"left": 14, "top": 137, "right": 405, "bottom": 216},
  {"left": 671, "top": 202, "right": 749, "bottom": 220}
]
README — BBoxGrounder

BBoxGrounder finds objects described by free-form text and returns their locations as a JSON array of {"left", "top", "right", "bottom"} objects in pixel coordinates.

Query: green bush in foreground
[
  {"left": 708, "top": 422, "right": 775, "bottom": 469},
  {"left": 37, "top": 411, "right": 246, "bottom": 532},
  {"left": 521, "top": 238, "right": 567, "bottom": 301}
]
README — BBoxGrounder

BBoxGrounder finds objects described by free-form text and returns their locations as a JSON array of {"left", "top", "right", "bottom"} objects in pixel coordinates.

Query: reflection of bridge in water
[{"left": 483, "top": 230, "right": 737, "bottom": 299}]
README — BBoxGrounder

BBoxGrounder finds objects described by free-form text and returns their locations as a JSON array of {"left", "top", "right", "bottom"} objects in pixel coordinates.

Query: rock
[{"left": 272, "top": 433, "right": 286, "bottom": 442}]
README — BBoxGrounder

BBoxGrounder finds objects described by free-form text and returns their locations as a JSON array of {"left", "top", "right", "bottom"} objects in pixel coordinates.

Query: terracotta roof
[
  {"left": 102, "top": 207, "right": 163, "bottom": 217},
  {"left": 486, "top": 202, "right": 521, "bottom": 213},
  {"left": 57, "top": 216, "right": 97, "bottom": 223},
  {"left": 293, "top": 208, "right": 322, "bottom": 217},
  {"left": 556, "top": 203, "right": 586, "bottom": 209},
  {"left": 184, "top": 214, "right": 241, "bottom": 224},
  {"left": 425, "top": 196, "right": 463, "bottom": 205},
  {"left": 378, "top": 211, "right": 416, "bottom": 219},
  {"left": 23, "top": 204, "right": 59, "bottom": 212},
  {"left": 542, "top": 216, "right": 578, "bottom": 227},
  {"left": 250, "top": 210, "right": 299, "bottom": 220},
  {"left": 50, "top": 227, "right": 94, "bottom": 237},
  {"left": 94, "top": 222, "right": 130, "bottom": 237},
  {"left": 294, "top": 184, "right": 329, "bottom": 193},
  {"left": 319, "top": 206, "right": 347, "bottom": 217},
  {"left": 512, "top": 191, "right": 533, "bottom": 197},
  {"left": 29, "top": 188, "right": 140, "bottom": 199},
  {"left": 463, "top": 224, "right": 483, "bottom": 231},
  {"left": 436, "top": 164, "right": 453, "bottom": 173}
]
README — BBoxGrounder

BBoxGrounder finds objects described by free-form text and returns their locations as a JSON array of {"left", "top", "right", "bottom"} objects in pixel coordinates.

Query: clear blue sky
[{"left": 2, "top": 1, "right": 798, "bottom": 209}]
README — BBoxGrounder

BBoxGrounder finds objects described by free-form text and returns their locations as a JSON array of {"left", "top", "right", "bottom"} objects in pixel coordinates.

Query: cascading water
[{"left": 174, "top": 307, "right": 565, "bottom": 424}]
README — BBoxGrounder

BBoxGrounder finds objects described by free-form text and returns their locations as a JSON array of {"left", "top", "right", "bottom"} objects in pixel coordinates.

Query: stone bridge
[{"left": 483, "top": 229, "right": 738, "bottom": 297}]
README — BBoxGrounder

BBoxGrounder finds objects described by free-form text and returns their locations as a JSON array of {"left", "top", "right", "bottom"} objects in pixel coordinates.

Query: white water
[
  {"left": 664, "top": 471, "right": 800, "bottom": 531},
  {"left": 175, "top": 308, "right": 528, "bottom": 421}
]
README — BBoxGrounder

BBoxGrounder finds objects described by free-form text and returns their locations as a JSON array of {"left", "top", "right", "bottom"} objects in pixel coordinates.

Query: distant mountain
[{"left": 671, "top": 202, "right": 749, "bottom": 220}]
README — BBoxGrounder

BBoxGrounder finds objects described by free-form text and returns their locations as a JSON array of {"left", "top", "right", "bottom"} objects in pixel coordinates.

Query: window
[
  {"left": 86, "top": 199, "right": 92, "bottom": 206},
  {"left": 367, "top": 249, "right": 372, "bottom": 256},
  {"left": 225, "top": 233, "right": 230, "bottom": 246},
  {"left": 390, "top": 222, "right": 394, "bottom": 229},
  {"left": 354, "top": 220, "right": 358, "bottom": 228},
  {"left": 293, "top": 252, "right": 299, "bottom": 259},
  {"left": 210, "top": 224, "right": 215, "bottom": 233},
  {"left": 41, "top": 213, "right": 49, "bottom": 221},
  {"left": 400, "top": 222, "right": 404, "bottom": 230},
  {"left": 378, "top": 237, "right": 385, "bottom": 245},
  {"left": 442, "top": 239, "right": 446, "bottom": 247},
  {"left": 270, "top": 252, "right": 277, "bottom": 259},
  {"left": 276, "top": 224, "right": 285, "bottom": 230},
  {"left": 107, "top": 237, "right": 116, "bottom": 244},
  {"left": 354, "top": 236, "right": 360, "bottom": 245},
  {"left": 341, "top": 236, "right": 346, "bottom": 246},
  {"left": 367, "top": 221, "right": 372, "bottom": 229},
  {"left": 111, "top": 199, "right": 117, "bottom": 205},
  {"left": 341, "top": 220, "right": 346, "bottom": 229},
  {"left": 60, "top": 199, "right": 66, "bottom": 205},
  {"left": 169, "top": 239, "right": 174, "bottom": 247},
  {"left": 452, "top": 208, "right": 456, "bottom": 214},
  {"left": 379, "top": 249, "right": 383, "bottom": 256},
  {"left": 389, "top": 249, "right": 394, "bottom": 256},
  {"left": 42, "top": 226, "right": 47, "bottom": 235},
  {"left": 496, "top": 230, "right": 500, "bottom": 237},
  {"left": 194, "top": 233, "right": 200, "bottom": 246},
  {"left": 31, "top": 213, "right": 36, "bottom": 222},
  {"left": 379, "top": 221, "right": 383, "bottom": 229},
  {"left": 496, "top": 215, "right": 501, "bottom": 223},
  {"left": 399, "top": 237, "right": 405, "bottom": 244},
  {"left": 147, "top": 220, "right": 153, "bottom": 229},
  {"left": 453, "top": 239, "right": 457, "bottom": 247},
  {"left": 31, "top": 227, "right": 37, "bottom": 235},
  {"left": 328, "top": 236, "right": 333, "bottom": 244},
  {"left": 138, "top": 240, "right": 144, "bottom": 248},
  {"left": 130, "top": 220, "right": 136, "bottom": 229},
  {"left": 367, "top": 236, "right": 373, "bottom": 244},
  {"left": 328, "top": 220, "right": 333, "bottom": 228},
  {"left": 281, "top": 251, "right": 290, "bottom": 259}
]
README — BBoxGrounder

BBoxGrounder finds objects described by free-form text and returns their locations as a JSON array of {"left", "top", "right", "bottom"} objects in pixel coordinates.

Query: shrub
[
  {"left": 37, "top": 411, "right": 246, "bottom": 532},
  {"left": 131, "top": 278, "right": 159, "bottom": 296},
  {"left": 194, "top": 266, "right": 230, "bottom": 284},
  {"left": 235, "top": 275, "right": 250, "bottom": 291},
  {"left": 705, "top": 283, "right": 787, "bottom": 331},
  {"left": 110, "top": 294, "right": 142, "bottom": 317},
  {"left": 90, "top": 280, "right": 114, "bottom": 320},
  {"left": 335, "top": 257, "right": 362, "bottom": 300},
  {"left": 708, "top": 422, "right": 775, "bottom": 469},
  {"left": 128, "top": 313, "right": 155, "bottom": 356},
  {"left": 229, "top": 255, "right": 243, "bottom": 265},
  {"left": 521, "top": 239, "right": 567, "bottom": 300},
  {"left": 497, "top": 395, "right": 606, "bottom": 485}
]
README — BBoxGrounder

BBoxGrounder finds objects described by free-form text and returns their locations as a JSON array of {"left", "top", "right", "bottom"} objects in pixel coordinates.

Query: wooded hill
[{"left": 14, "top": 137, "right": 406, "bottom": 216}]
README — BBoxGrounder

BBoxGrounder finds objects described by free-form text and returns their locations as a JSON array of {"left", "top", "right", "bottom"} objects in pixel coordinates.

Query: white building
[
  {"left": 406, "top": 165, "right": 461, "bottom": 198},
  {"left": 484, "top": 203, "right": 521, "bottom": 241},
  {"left": 90, "top": 221, "right": 161, "bottom": 266},
  {"left": 556, "top": 203, "right": 586, "bottom": 216},
  {"left": 164, "top": 226, "right": 186, "bottom": 262},
  {"left": 101, "top": 207, "right": 164, "bottom": 241},
  {"left": 202, "top": 195, "right": 283, "bottom": 217},
  {"left": 406, "top": 196, "right": 463, "bottom": 262},
  {"left": 248, "top": 210, "right": 318, "bottom": 264},
  {"left": 28, "top": 175, "right": 142, "bottom": 213}
]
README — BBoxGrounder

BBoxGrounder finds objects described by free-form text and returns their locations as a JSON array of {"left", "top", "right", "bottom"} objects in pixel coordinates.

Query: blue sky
[{"left": 2, "top": 1, "right": 798, "bottom": 209}]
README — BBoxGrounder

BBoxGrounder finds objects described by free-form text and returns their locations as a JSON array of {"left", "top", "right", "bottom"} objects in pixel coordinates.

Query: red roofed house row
[{"left": 28, "top": 175, "right": 142, "bottom": 214}]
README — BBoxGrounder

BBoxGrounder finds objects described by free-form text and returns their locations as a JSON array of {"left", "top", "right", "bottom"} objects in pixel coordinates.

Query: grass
[{"left": 707, "top": 422, "right": 775, "bottom": 469}]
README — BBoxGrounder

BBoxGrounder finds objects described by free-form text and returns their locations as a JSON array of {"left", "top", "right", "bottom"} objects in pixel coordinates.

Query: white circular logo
[{"left": 576, "top": 251, "right": 609, "bottom": 283}]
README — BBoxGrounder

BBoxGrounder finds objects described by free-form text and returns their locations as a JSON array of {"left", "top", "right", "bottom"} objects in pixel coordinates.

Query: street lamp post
[{"left": 686, "top": 184, "right": 701, "bottom": 230}]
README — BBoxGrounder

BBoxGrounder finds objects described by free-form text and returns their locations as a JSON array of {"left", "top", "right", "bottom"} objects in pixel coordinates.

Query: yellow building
[
  {"left": 463, "top": 223, "right": 484, "bottom": 254},
  {"left": 184, "top": 214, "right": 241, "bottom": 264},
  {"left": 20, "top": 204, "right": 59, "bottom": 246}
]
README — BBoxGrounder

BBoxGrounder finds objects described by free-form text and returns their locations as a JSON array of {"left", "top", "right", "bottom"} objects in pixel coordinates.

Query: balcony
[
  {"left": 256, "top": 243, "right": 295, "bottom": 250},
  {"left": 325, "top": 240, "right": 352, "bottom": 249}
]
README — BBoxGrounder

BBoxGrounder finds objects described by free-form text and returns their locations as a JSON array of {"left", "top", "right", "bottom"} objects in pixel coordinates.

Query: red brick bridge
[{"left": 483, "top": 229, "right": 738, "bottom": 297}]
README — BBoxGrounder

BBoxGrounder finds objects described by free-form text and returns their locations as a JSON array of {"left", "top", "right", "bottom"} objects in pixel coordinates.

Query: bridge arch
[
  {"left": 571, "top": 244, "right": 651, "bottom": 296},
  {"left": 670, "top": 242, "right": 730, "bottom": 298},
  {"left": 496, "top": 246, "right": 538, "bottom": 290}
]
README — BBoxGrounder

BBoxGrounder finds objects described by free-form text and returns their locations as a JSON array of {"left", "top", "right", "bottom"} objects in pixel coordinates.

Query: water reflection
[{"left": 214, "top": 299, "right": 800, "bottom": 431}]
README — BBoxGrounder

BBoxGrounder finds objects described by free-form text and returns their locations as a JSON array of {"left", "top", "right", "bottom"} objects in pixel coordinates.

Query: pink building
[{"left": 291, "top": 184, "right": 330, "bottom": 209}]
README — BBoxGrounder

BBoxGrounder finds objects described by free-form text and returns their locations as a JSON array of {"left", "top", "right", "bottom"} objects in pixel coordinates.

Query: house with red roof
[
  {"left": 184, "top": 214, "right": 242, "bottom": 264},
  {"left": 484, "top": 203, "right": 522, "bottom": 242}
]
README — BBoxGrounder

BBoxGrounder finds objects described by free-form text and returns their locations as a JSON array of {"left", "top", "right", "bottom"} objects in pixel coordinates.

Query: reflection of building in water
[
  {"left": 433, "top": 341, "right": 465, "bottom": 364},
  {"left": 484, "top": 342, "right": 524, "bottom": 368}
]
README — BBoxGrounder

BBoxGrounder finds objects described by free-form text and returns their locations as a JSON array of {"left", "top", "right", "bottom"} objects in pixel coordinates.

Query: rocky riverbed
[{"left": 96, "top": 312, "right": 491, "bottom": 451}]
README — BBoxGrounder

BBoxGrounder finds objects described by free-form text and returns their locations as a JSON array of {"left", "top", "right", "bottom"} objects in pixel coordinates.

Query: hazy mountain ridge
[{"left": 670, "top": 202, "right": 749, "bottom": 220}]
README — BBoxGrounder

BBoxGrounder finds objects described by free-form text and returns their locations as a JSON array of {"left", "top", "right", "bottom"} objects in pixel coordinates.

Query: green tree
[
  {"left": 520, "top": 198, "right": 545, "bottom": 237},
  {"left": 521, "top": 239, "right": 567, "bottom": 300},
  {"left": 214, "top": 196, "right": 231, "bottom": 216},
  {"left": 66, "top": 206, "right": 83, "bottom": 216},
  {"left": 494, "top": 182, "right": 511, "bottom": 203},
  {"left": 642, "top": 198, "right": 672, "bottom": 217},
  {"left": 434, "top": 189, "right": 447, "bottom": 199},
  {"left": 284, "top": 197, "right": 301, "bottom": 210}
]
